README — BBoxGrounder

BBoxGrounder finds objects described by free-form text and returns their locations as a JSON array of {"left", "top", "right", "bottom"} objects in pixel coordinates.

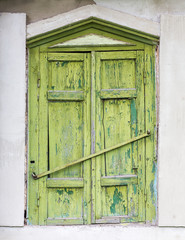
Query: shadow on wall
[{"left": 0, "top": 0, "right": 96, "bottom": 24}]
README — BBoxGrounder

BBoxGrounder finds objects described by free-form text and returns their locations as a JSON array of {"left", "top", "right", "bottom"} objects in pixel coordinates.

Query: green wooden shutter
[
  {"left": 41, "top": 52, "right": 91, "bottom": 225},
  {"left": 29, "top": 50, "right": 147, "bottom": 225},
  {"left": 92, "top": 51, "right": 145, "bottom": 223}
]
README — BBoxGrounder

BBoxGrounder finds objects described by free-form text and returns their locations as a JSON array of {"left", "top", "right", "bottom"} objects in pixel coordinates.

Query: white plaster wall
[
  {"left": 0, "top": 13, "right": 26, "bottom": 226},
  {"left": 95, "top": 0, "right": 185, "bottom": 22},
  {"left": 1, "top": 226, "right": 185, "bottom": 240},
  {"left": 159, "top": 14, "right": 185, "bottom": 226},
  {"left": 1, "top": 3, "right": 185, "bottom": 230},
  {"left": 2, "top": 0, "right": 185, "bottom": 23}
]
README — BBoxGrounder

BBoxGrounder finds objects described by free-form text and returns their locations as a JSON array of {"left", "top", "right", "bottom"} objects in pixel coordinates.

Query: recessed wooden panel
[
  {"left": 103, "top": 99, "right": 132, "bottom": 176},
  {"left": 49, "top": 101, "right": 83, "bottom": 178},
  {"left": 101, "top": 59, "right": 136, "bottom": 89},
  {"left": 48, "top": 188, "right": 83, "bottom": 219},
  {"left": 49, "top": 60, "right": 84, "bottom": 91},
  {"left": 102, "top": 186, "right": 128, "bottom": 217},
  {"left": 100, "top": 52, "right": 136, "bottom": 89}
]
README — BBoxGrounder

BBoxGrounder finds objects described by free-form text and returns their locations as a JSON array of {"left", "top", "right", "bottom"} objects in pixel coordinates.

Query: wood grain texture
[
  {"left": 38, "top": 52, "right": 49, "bottom": 225},
  {"left": 47, "top": 52, "right": 91, "bottom": 224},
  {"left": 28, "top": 32, "right": 156, "bottom": 224},
  {"left": 93, "top": 51, "right": 146, "bottom": 223},
  {"left": 48, "top": 90, "right": 84, "bottom": 101},
  {"left": 135, "top": 50, "right": 145, "bottom": 221},
  {"left": 28, "top": 47, "right": 40, "bottom": 225},
  {"left": 145, "top": 45, "right": 157, "bottom": 224}
]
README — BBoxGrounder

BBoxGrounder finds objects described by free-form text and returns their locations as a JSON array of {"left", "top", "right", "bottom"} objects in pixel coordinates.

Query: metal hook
[{"left": 32, "top": 172, "right": 38, "bottom": 180}]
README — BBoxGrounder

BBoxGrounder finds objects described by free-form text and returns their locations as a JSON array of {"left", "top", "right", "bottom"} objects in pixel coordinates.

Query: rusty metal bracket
[{"left": 32, "top": 131, "right": 150, "bottom": 180}]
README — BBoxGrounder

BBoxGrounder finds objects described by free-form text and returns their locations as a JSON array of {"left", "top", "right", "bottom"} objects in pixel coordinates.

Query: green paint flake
[
  {"left": 127, "top": 148, "right": 130, "bottom": 158},
  {"left": 96, "top": 142, "right": 102, "bottom": 150},
  {"left": 147, "top": 109, "right": 151, "bottom": 122},
  {"left": 150, "top": 180, "right": 154, "bottom": 201},
  {"left": 78, "top": 124, "right": 83, "bottom": 131},
  {"left": 65, "top": 188, "right": 73, "bottom": 195},
  {"left": 61, "top": 61, "right": 68, "bottom": 67},
  {"left": 133, "top": 185, "right": 137, "bottom": 194},
  {"left": 107, "top": 127, "right": 110, "bottom": 137},
  {"left": 152, "top": 161, "right": 156, "bottom": 173},
  {"left": 78, "top": 79, "right": 82, "bottom": 88},
  {"left": 131, "top": 100, "right": 137, "bottom": 124},
  {"left": 57, "top": 190, "right": 63, "bottom": 195},
  {"left": 131, "top": 99, "right": 137, "bottom": 135}
]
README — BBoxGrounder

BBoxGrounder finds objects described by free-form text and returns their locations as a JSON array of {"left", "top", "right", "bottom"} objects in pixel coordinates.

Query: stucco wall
[
  {"left": 1, "top": 226, "right": 185, "bottom": 240},
  {"left": 2, "top": 0, "right": 185, "bottom": 23},
  {"left": 0, "top": 0, "right": 95, "bottom": 23},
  {"left": 95, "top": 0, "right": 185, "bottom": 22},
  {"left": 159, "top": 14, "right": 185, "bottom": 226},
  {"left": 0, "top": 13, "right": 26, "bottom": 226},
  {"left": 1, "top": 0, "right": 185, "bottom": 230}
]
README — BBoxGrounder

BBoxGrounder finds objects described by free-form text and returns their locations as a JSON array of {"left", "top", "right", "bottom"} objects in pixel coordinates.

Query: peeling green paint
[
  {"left": 107, "top": 127, "right": 110, "bottom": 137},
  {"left": 61, "top": 61, "right": 69, "bottom": 67},
  {"left": 127, "top": 148, "right": 130, "bottom": 158},
  {"left": 64, "top": 188, "right": 73, "bottom": 195},
  {"left": 28, "top": 36, "right": 156, "bottom": 225},
  {"left": 150, "top": 180, "right": 154, "bottom": 203},
  {"left": 133, "top": 184, "right": 137, "bottom": 194},
  {"left": 78, "top": 78, "right": 82, "bottom": 88},
  {"left": 57, "top": 190, "right": 63, "bottom": 195},
  {"left": 110, "top": 188, "right": 123, "bottom": 214}
]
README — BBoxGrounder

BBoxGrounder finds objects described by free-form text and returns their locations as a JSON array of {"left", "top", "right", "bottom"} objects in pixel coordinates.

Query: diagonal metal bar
[{"left": 32, "top": 131, "right": 150, "bottom": 180}]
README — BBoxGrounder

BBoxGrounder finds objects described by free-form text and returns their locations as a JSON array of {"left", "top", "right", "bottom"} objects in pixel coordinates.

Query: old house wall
[
  {"left": 1, "top": 0, "right": 185, "bottom": 23},
  {"left": 0, "top": 13, "right": 26, "bottom": 226},
  {"left": 1, "top": 1, "right": 185, "bottom": 238}
]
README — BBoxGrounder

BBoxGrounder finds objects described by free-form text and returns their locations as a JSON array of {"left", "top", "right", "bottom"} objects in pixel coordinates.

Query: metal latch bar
[{"left": 32, "top": 131, "right": 150, "bottom": 180}]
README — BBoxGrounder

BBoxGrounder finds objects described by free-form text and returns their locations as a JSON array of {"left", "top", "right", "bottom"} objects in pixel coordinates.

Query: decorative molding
[{"left": 49, "top": 34, "right": 134, "bottom": 48}]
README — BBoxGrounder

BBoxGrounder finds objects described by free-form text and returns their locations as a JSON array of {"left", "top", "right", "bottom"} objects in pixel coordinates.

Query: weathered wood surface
[
  {"left": 93, "top": 51, "right": 146, "bottom": 223},
  {"left": 100, "top": 89, "right": 137, "bottom": 99},
  {"left": 28, "top": 34, "right": 156, "bottom": 225},
  {"left": 28, "top": 47, "right": 40, "bottom": 225},
  {"left": 48, "top": 90, "right": 84, "bottom": 101},
  {"left": 33, "top": 133, "right": 150, "bottom": 179},
  {"left": 47, "top": 178, "right": 84, "bottom": 188}
]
